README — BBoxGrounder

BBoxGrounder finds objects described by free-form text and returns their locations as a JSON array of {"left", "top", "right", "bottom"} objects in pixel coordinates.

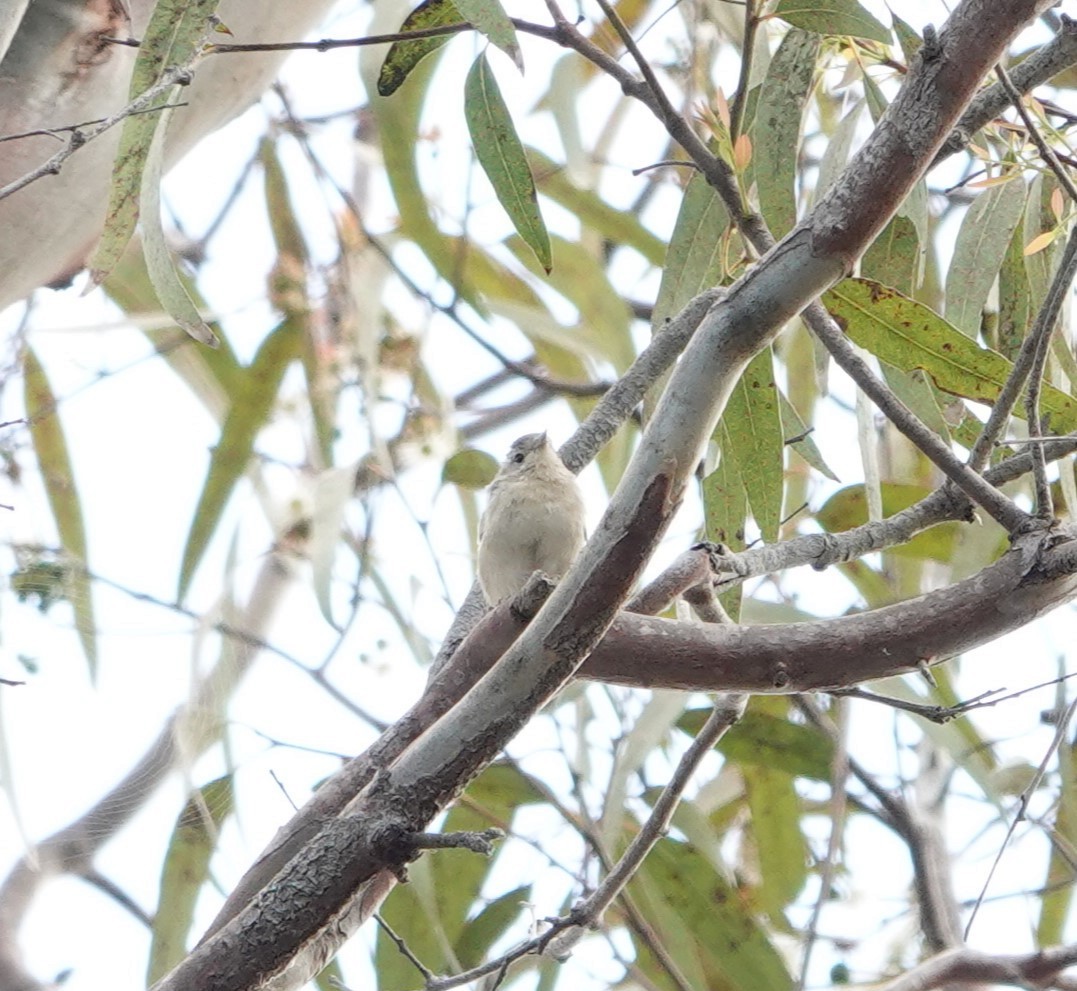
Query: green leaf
[
  {"left": 139, "top": 98, "right": 219, "bottom": 347},
  {"left": 880, "top": 364, "right": 951, "bottom": 443},
  {"left": 702, "top": 438, "right": 746, "bottom": 619},
  {"left": 721, "top": 348, "right": 783, "bottom": 543},
  {"left": 465, "top": 54, "right": 551, "bottom": 272},
  {"left": 178, "top": 320, "right": 302, "bottom": 599},
  {"left": 682, "top": 708, "right": 835, "bottom": 781},
  {"left": 1024, "top": 173, "right": 1062, "bottom": 311},
  {"left": 89, "top": 0, "right": 219, "bottom": 287},
  {"left": 632, "top": 839, "right": 794, "bottom": 991},
  {"left": 816, "top": 483, "right": 960, "bottom": 563},
  {"left": 364, "top": 42, "right": 489, "bottom": 314},
  {"left": 452, "top": 0, "right": 521, "bottom": 68},
  {"left": 945, "top": 177, "right": 1027, "bottom": 337},
  {"left": 997, "top": 210, "right": 1032, "bottom": 361},
  {"left": 443, "top": 449, "right": 499, "bottom": 489},
  {"left": 652, "top": 172, "right": 728, "bottom": 331},
  {"left": 1038, "top": 723, "right": 1077, "bottom": 943},
  {"left": 823, "top": 278, "right": 1077, "bottom": 432},
  {"left": 861, "top": 214, "right": 921, "bottom": 296},
  {"left": 891, "top": 12, "right": 922, "bottom": 62},
  {"left": 377, "top": 0, "right": 468, "bottom": 97},
  {"left": 772, "top": 0, "right": 891, "bottom": 43},
  {"left": 23, "top": 348, "right": 97, "bottom": 678},
  {"left": 743, "top": 762, "right": 808, "bottom": 916},
  {"left": 461, "top": 761, "right": 546, "bottom": 823},
  {"left": 456, "top": 885, "right": 530, "bottom": 968},
  {"left": 752, "top": 28, "right": 819, "bottom": 237},
  {"left": 376, "top": 861, "right": 452, "bottom": 987},
  {"left": 813, "top": 99, "right": 863, "bottom": 204},
  {"left": 261, "top": 138, "right": 335, "bottom": 468},
  {"left": 147, "top": 776, "right": 234, "bottom": 985}
]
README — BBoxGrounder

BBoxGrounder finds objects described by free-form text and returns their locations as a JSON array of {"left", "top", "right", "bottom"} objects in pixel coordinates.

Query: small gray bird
[{"left": 477, "top": 433, "right": 586, "bottom": 605}]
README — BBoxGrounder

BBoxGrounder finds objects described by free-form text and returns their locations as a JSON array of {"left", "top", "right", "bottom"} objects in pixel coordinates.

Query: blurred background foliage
[{"left": 2, "top": 1, "right": 1077, "bottom": 990}]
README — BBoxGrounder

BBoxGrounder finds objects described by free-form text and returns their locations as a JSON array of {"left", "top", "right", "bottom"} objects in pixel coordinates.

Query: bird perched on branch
[{"left": 477, "top": 433, "right": 586, "bottom": 605}]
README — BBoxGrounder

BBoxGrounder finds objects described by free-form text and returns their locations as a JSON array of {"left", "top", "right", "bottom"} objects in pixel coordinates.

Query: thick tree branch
[{"left": 879, "top": 943, "right": 1077, "bottom": 991}]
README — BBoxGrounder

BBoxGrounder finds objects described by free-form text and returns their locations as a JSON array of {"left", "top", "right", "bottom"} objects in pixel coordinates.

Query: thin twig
[
  {"left": 803, "top": 302, "right": 1030, "bottom": 532},
  {"left": 729, "top": 0, "right": 758, "bottom": 142},
  {"left": 374, "top": 913, "right": 433, "bottom": 980},
  {"left": 992, "top": 64, "right": 1077, "bottom": 516},
  {"left": 0, "top": 63, "right": 200, "bottom": 202},
  {"left": 797, "top": 697, "right": 849, "bottom": 991},
  {"left": 964, "top": 693, "right": 1077, "bottom": 939},
  {"left": 426, "top": 695, "right": 747, "bottom": 991},
  {"left": 968, "top": 226, "right": 1077, "bottom": 476}
]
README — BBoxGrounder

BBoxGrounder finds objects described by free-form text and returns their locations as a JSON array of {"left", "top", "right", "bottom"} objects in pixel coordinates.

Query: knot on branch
[
  {"left": 809, "top": 533, "right": 851, "bottom": 571},
  {"left": 693, "top": 541, "right": 748, "bottom": 579}
]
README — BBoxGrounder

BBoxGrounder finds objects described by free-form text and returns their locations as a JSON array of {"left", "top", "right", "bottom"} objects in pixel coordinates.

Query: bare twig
[
  {"left": 965, "top": 693, "right": 1077, "bottom": 939},
  {"left": 425, "top": 695, "right": 747, "bottom": 991},
  {"left": 0, "top": 63, "right": 200, "bottom": 202}
]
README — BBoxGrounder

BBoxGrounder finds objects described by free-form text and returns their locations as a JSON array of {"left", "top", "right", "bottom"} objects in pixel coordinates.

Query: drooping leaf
[
  {"left": 861, "top": 214, "right": 921, "bottom": 296},
  {"left": 1037, "top": 701, "right": 1077, "bottom": 943},
  {"left": 452, "top": 0, "right": 521, "bottom": 68},
  {"left": 721, "top": 348, "right": 784, "bottom": 543},
  {"left": 364, "top": 44, "right": 488, "bottom": 313},
  {"left": 465, "top": 54, "right": 551, "bottom": 272},
  {"left": 813, "top": 99, "right": 863, "bottom": 204},
  {"left": 140, "top": 101, "right": 219, "bottom": 347},
  {"left": 632, "top": 839, "right": 794, "bottom": 991},
  {"left": 652, "top": 172, "right": 729, "bottom": 331},
  {"left": 89, "top": 0, "right": 219, "bottom": 288},
  {"left": 891, "top": 12, "right": 922, "bottom": 61},
  {"left": 823, "top": 278, "right": 1077, "bottom": 432},
  {"left": 945, "top": 177, "right": 1027, "bottom": 337},
  {"left": 1024, "top": 173, "right": 1063, "bottom": 312},
  {"left": 178, "top": 319, "right": 302, "bottom": 599},
  {"left": 377, "top": 0, "right": 468, "bottom": 97},
  {"left": 22, "top": 348, "right": 97, "bottom": 678},
  {"left": 375, "top": 859, "right": 453, "bottom": 988},
  {"left": 752, "top": 28, "right": 819, "bottom": 237},
  {"left": 772, "top": 0, "right": 891, "bottom": 44},
  {"left": 261, "top": 138, "right": 335, "bottom": 467},
  {"left": 702, "top": 434, "right": 746, "bottom": 619},
  {"left": 743, "top": 761, "right": 808, "bottom": 916},
  {"left": 147, "top": 776, "right": 234, "bottom": 984},
  {"left": 681, "top": 707, "right": 835, "bottom": 781}
]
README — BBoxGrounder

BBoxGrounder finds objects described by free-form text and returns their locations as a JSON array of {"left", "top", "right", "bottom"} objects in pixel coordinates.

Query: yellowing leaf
[
  {"left": 823, "top": 278, "right": 1077, "bottom": 433},
  {"left": 1024, "top": 229, "right": 1058, "bottom": 256},
  {"left": 22, "top": 349, "right": 97, "bottom": 678}
]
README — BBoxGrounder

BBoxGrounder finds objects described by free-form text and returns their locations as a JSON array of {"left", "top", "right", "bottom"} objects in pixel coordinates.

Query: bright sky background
[{"left": 2, "top": 1, "right": 1077, "bottom": 989}]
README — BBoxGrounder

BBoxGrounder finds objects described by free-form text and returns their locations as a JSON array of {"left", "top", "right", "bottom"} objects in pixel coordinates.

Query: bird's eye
[{"left": 511, "top": 452, "right": 525, "bottom": 464}]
